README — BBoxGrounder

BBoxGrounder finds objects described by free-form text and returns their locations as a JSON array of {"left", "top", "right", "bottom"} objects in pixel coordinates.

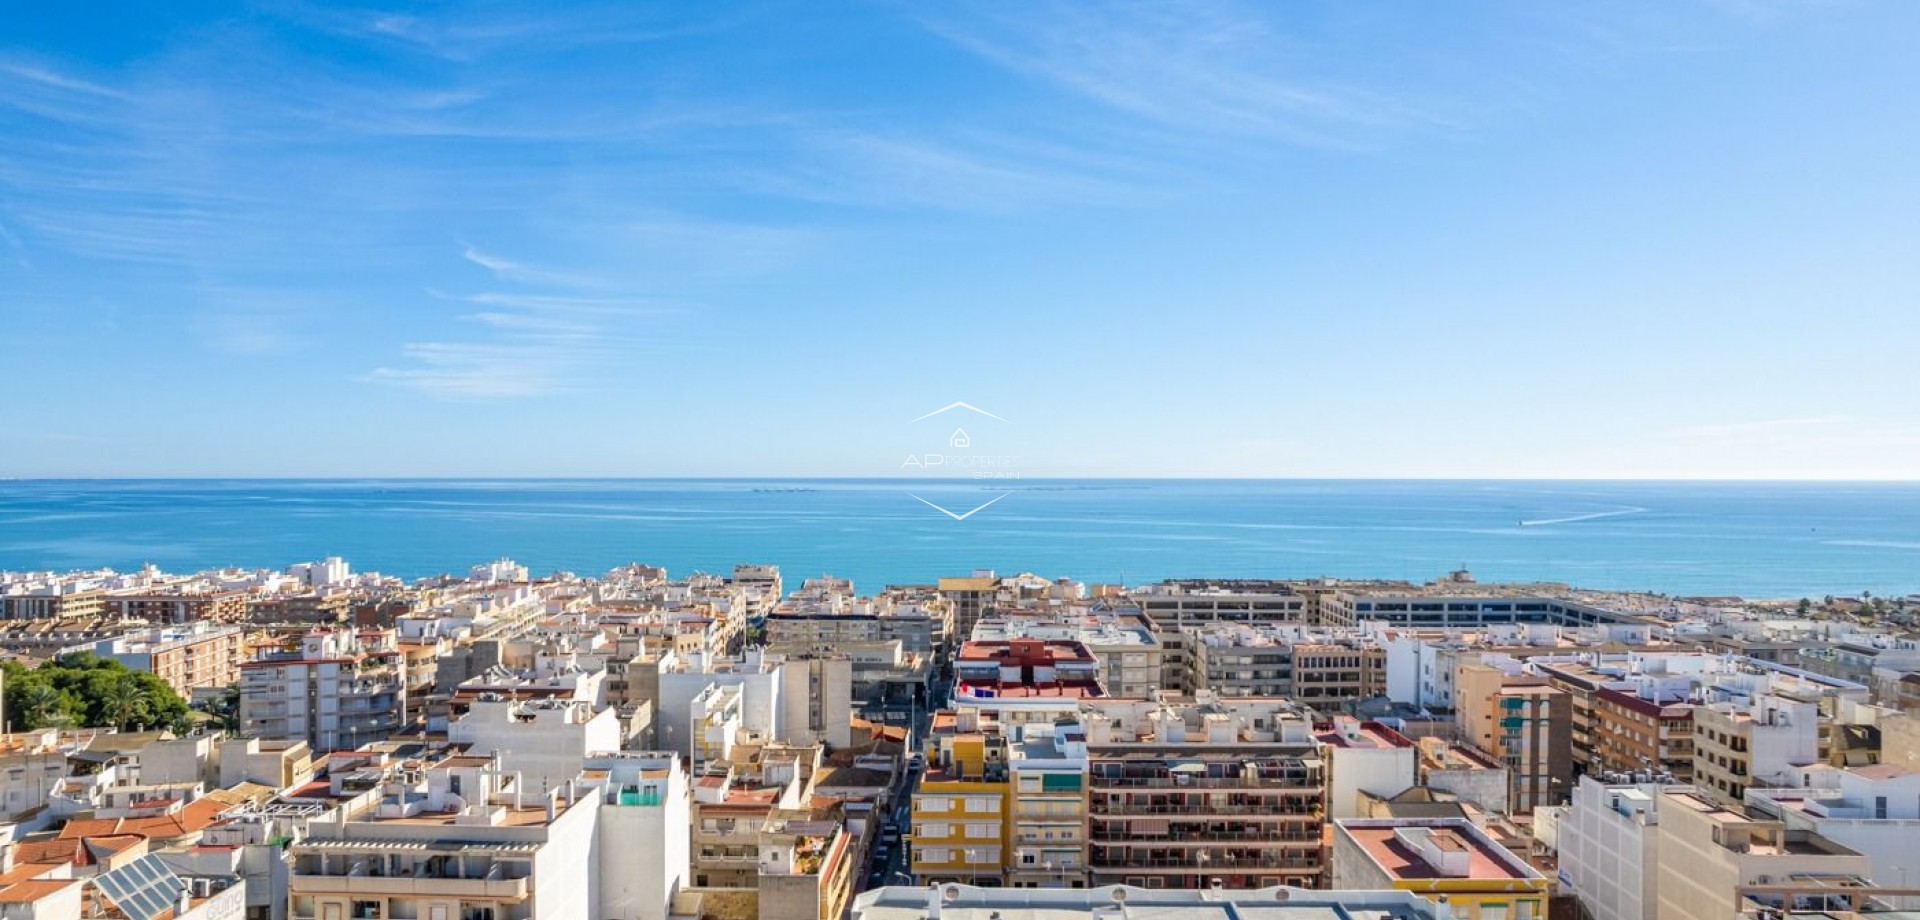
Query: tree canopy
[{"left": 2, "top": 653, "right": 191, "bottom": 733}]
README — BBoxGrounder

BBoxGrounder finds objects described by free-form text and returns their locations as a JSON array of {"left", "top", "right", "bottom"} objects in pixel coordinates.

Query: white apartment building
[
  {"left": 653, "top": 649, "right": 851, "bottom": 760},
  {"left": 0, "top": 730, "right": 82, "bottom": 819},
  {"left": 1692, "top": 693, "right": 1819, "bottom": 806},
  {"left": 241, "top": 630, "right": 407, "bottom": 753},
  {"left": 1653, "top": 788, "right": 1873, "bottom": 920},
  {"left": 448, "top": 698, "right": 622, "bottom": 793},
  {"left": 1555, "top": 777, "right": 1677, "bottom": 920},
  {"left": 1315, "top": 717, "right": 1417, "bottom": 819},
  {"left": 971, "top": 607, "right": 1163, "bottom": 698},
  {"left": 1748, "top": 763, "right": 1920, "bottom": 889},
  {"left": 289, "top": 557, "right": 352, "bottom": 588},
  {"left": 854, "top": 884, "right": 1457, "bottom": 920},
  {"left": 1126, "top": 581, "right": 1310, "bottom": 628},
  {"left": 288, "top": 751, "right": 689, "bottom": 920},
  {"left": 1005, "top": 721, "right": 1089, "bottom": 889}
]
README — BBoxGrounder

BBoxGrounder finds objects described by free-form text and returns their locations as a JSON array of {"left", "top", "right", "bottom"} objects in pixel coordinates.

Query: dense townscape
[{"left": 0, "top": 560, "right": 1917, "bottom": 920}]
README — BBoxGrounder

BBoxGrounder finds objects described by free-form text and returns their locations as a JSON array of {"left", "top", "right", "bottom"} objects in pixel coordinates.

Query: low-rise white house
[{"left": 1748, "top": 763, "right": 1920, "bottom": 888}]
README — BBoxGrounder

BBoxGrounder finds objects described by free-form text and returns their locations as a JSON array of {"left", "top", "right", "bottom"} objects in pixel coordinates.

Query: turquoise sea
[{"left": 0, "top": 479, "right": 1916, "bottom": 598}]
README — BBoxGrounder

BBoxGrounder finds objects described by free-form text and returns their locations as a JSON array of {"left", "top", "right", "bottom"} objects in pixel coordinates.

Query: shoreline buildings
[{"left": 0, "top": 560, "right": 1918, "bottom": 920}]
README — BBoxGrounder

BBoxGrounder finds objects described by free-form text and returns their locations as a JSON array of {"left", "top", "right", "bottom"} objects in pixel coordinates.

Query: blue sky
[{"left": 2, "top": 1, "right": 1917, "bottom": 479}]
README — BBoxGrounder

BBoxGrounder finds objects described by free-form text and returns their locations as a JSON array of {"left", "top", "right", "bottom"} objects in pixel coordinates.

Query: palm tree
[
  {"left": 11, "top": 681, "right": 62, "bottom": 730},
  {"left": 103, "top": 676, "right": 148, "bottom": 731},
  {"left": 202, "top": 685, "right": 242, "bottom": 735}
]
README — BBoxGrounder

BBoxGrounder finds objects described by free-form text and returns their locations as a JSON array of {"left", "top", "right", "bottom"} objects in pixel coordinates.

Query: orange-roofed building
[
  {"left": 1332, "top": 817, "right": 1551, "bottom": 920},
  {"left": 12, "top": 832, "right": 149, "bottom": 876},
  {"left": 950, "top": 639, "right": 1104, "bottom": 729},
  {"left": 0, "top": 878, "right": 84, "bottom": 920}
]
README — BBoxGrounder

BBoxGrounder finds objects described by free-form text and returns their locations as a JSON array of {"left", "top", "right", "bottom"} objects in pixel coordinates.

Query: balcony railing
[
  {"left": 290, "top": 874, "right": 530, "bottom": 900},
  {"left": 1090, "top": 827, "right": 1320, "bottom": 843},
  {"left": 1090, "top": 802, "right": 1321, "bottom": 818},
  {"left": 1088, "top": 776, "right": 1320, "bottom": 790},
  {"left": 1088, "top": 852, "right": 1320, "bottom": 871}
]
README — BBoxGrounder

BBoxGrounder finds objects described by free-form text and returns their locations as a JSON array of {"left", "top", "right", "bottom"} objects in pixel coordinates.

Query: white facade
[
  {"left": 855, "top": 884, "right": 1453, "bottom": 920},
  {"left": 289, "top": 556, "right": 351, "bottom": 587},
  {"left": 775, "top": 655, "right": 852, "bottom": 750},
  {"left": 290, "top": 754, "right": 689, "bottom": 920},
  {"left": 240, "top": 631, "right": 406, "bottom": 753},
  {"left": 1318, "top": 719, "right": 1416, "bottom": 819},
  {"left": 449, "top": 697, "right": 622, "bottom": 792},
  {"left": 587, "top": 754, "right": 691, "bottom": 920},
  {"left": 0, "top": 734, "right": 71, "bottom": 819},
  {"left": 1749, "top": 764, "right": 1920, "bottom": 889},
  {"left": 653, "top": 649, "right": 788, "bottom": 758},
  {"left": 1653, "top": 788, "right": 1873, "bottom": 920},
  {"left": 1557, "top": 777, "right": 1673, "bottom": 920}
]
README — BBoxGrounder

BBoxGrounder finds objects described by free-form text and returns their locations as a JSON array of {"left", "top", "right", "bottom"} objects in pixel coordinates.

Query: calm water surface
[{"left": 0, "top": 479, "right": 1916, "bottom": 597}]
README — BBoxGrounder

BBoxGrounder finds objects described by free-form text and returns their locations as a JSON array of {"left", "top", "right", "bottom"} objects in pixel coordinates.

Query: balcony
[
  {"left": 1090, "top": 826, "right": 1319, "bottom": 844},
  {"left": 1088, "top": 774, "right": 1320, "bottom": 791},
  {"left": 1090, "top": 800, "right": 1320, "bottom": 818},
  {"left": 290, "top": 874, "right": 530, "bottom": 900},
  {"left": 1088, "top": 849, "right": 1320, "bottom": 871},
  {"left": 697, "top": 850, "right": 760, "bottom": 866}
]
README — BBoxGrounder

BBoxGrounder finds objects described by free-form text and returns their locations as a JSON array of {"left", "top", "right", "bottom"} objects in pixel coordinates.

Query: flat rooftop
[
  {"left": 1341, "top": 823, "right": 1538, "bottom": 882},
  {"left": 955, "top": 681, "right": 1103, "bottom": 699},
  {"left": 1315, "top": 721, "right": 1414, "bottom": 750}
]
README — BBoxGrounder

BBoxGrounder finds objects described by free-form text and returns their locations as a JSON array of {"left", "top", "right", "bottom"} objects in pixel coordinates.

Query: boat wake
[{"left": 1518, "top": 507, "right": 1647, "bottom": 527}]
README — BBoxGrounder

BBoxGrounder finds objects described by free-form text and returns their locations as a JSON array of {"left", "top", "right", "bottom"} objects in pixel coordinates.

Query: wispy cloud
[
  {"left": 461, "top": 246, "right": 603, "bottom": 289},
  {"left": 281, "top": 2, "right": 740, "bottom": 63},
  {"left": 733, "top": 129, "right": 1151, "bottom": 212},
  {"left": 367, "top": 246, "right": 687, "bottom": 399},
  {"left": 917, "top": 1, "right": 1468, "bottom": 150},
  {"left": 0, "top": 61, "right": 130, "bottom": 101},
  {"left": 455, "top": 291, "right": 686, "bottom": 315},
  {"left": 364, "top": 340, "right": 579, "bottom": 399}
]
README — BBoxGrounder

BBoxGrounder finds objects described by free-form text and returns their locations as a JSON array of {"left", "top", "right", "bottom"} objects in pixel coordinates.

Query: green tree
[
  {"left": 102, "top": 675, "right": 149, "bottom": 731},
  {"left": 13, "top": 680, "right": 65, "bottom": 729},
  {"left": 2, "top": 654, "right": 189, "bottom": 732},
  {"left": 195, "top": 684, "right": 242, "bottom": 735}
]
